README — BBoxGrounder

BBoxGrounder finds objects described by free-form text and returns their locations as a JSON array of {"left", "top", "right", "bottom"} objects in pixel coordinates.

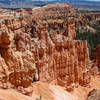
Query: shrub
[{"left": 76, "top": 19, "right": 100, "bottom": 57}]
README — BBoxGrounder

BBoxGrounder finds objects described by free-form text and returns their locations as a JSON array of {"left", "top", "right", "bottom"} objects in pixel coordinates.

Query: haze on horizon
[{"left": 0, "top": 0, "right": 100, "bottom": 10}]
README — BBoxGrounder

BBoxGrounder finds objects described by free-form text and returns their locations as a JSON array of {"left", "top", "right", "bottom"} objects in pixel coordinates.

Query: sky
[
  {"left": 31, "top": 0, "right": 100, "bottom": 1},
  {"left": 87, "top": 0, "right": 100, "bottom": 1}
]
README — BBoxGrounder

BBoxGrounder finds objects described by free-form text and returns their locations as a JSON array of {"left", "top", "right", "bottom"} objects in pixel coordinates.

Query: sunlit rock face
[
  {"left": 33, "top": 23, "right": 91, "bottom": 91},
  {"left": 0, "top": 3, "right": 98, "bottom": 94},
  {"left": 0, "top": 19, "right": 36, "bottom": 89}
]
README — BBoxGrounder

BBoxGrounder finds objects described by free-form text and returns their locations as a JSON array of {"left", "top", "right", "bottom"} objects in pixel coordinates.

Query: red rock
[{"left": 0, "top": 3, "right": 98, "bottom": 95}]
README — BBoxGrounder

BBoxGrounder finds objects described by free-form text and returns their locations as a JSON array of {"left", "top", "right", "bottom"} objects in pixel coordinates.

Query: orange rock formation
[{"left": 0, "top": 3, "right": 99, "bottom": 100}]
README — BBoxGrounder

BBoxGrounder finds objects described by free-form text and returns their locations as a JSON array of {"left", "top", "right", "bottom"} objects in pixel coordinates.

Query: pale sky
[
  {"left": 32, "top": 0, "right": 100, "bottom": 1},
  {"left": 31, "top": 0, "right": 100, "bottom": 1},
  {"left": 87, "top": 0, "right": 100, "bottom": 1}
]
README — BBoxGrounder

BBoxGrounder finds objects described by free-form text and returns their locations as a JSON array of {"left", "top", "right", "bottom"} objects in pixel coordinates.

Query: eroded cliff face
[
  {"left": 33, "top": 23, "right": 91, "bottom": 91},
  {"left": 0, "top": 3, "right": 99, "bottom": 96},
  {"left": 0, "top": 19, "right": 36, "bottom": 89}
]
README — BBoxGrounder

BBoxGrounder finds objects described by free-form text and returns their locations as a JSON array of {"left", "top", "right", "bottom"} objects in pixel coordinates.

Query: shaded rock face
[
  {"left": 92, "top": 45, "right": 100, "bottom": 64},
  {"left": 0, "top": 3, "right": 98, "bottom": 93},
  {"left": 87, "top": 89, "right": 100, "bottom": 100},
  {"left": 92, "top": 45, "right": 100, "bottom": 72}
]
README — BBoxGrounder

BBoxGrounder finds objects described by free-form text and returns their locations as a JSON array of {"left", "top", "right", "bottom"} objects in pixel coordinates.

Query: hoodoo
[{"left": 0, "top": 3, "right": 100, "bottom": 100}]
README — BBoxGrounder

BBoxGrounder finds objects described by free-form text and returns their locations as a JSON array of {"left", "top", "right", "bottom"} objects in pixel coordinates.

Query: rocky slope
[
  {"left": 86, "top": 89, "right": 100, "bottom": 100},
  {"left": 0, "top": 3, "right": 99, "bottom": 100}
]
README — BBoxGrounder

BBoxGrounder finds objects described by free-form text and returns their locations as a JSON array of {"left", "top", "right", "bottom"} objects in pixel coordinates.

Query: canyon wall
[
  {"left": 0, "top": 18, "right": 36, "bottom": 89},
  {"left": 0, "top": 4, "right": 98, "bottom": 93},
  {"left": 32, "top": 18, "right": 91, "bottom": 91}
]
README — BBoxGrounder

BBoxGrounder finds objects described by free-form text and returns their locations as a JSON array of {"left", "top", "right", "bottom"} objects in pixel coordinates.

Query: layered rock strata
[{"left": 0, "top": 4, "right": 98, "bottom": 93}]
